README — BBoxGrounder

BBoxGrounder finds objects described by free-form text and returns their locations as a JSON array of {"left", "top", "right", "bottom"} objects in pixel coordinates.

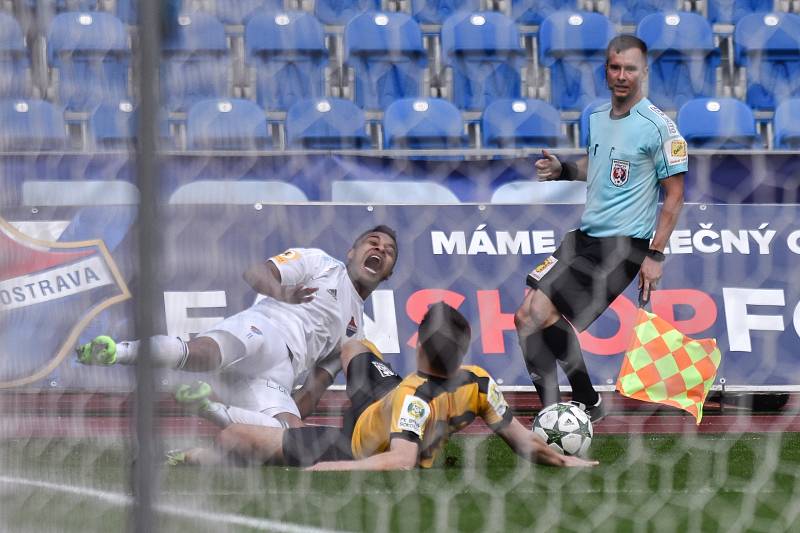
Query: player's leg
[
  {"left": 76, "top": 334, "right": 222, "bottom": 370},
  {"left": 515, "top": 289, "right": 563, "bottom": 407},
  {"left": 216, "top": 423, "right": 288, "bottom": 464}
]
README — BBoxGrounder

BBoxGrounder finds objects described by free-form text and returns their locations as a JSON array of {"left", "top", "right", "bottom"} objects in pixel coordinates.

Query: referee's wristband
[
  {"left": 557, "top": 161, "right": 578, "bottom": 181},
  {"left": 647, "top": 249, "right": 666, "bottom": 262}
]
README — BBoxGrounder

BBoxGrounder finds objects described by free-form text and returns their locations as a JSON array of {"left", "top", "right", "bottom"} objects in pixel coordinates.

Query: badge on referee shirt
[{"left": 610, "top": 159, "right": 630, "bottom": 187}]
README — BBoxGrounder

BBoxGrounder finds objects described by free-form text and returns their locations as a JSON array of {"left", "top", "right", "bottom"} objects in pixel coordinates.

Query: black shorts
[
  {"left": 526, "top": 229, "right": 649, "bottom": 331},
  {"left": 342, "top": 351, "right": 402, "bottom": 437},
  {"left": 281, "top": 351, "right": 401, "bottom": 467}
]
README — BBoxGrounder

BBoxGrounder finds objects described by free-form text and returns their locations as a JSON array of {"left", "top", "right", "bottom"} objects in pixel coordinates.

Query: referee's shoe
[{"left": 571, "top": 396, "right": 606, "bottom": 423}]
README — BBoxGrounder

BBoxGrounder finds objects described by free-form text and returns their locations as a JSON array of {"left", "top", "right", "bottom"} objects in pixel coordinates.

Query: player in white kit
[{"left": 76, "top": 226, "right": 398, "bottom": 430}]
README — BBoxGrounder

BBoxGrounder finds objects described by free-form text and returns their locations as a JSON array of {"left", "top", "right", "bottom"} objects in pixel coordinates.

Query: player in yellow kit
[{"left": 210, "top": 302, "right": 597, "bottom": 470}]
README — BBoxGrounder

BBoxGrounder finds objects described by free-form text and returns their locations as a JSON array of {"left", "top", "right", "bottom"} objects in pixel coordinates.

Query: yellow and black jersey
[{"left": 350, "top": 365, "right": 513, "bottom": 468}]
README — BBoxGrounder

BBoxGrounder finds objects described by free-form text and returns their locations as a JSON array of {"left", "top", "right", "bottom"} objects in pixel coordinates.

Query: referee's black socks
[{"left": 522, "top": 317, "right": 599, "bottom": 408}]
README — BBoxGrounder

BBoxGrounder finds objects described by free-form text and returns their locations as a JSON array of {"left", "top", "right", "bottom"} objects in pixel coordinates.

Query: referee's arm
[{"left": 535, "top": 150, "right": 588, "bottom": 182}]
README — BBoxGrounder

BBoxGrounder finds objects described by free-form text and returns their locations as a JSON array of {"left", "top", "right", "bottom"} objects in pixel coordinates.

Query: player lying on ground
[
  {"left": 76, "top": 225, "right": 398, "bottom": 430},
  {"left": 180, "top": 303, "right": 598, "bottom": 469}
]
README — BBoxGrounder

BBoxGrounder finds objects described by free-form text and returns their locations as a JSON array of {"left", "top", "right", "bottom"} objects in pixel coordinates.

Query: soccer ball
[{"left": 532, "top": 402, "right": 593, "bottom": 457}]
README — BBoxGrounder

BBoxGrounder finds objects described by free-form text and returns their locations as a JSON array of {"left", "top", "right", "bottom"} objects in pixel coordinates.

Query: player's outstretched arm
[
  {"left": 292, "top": 365, "right": 335, "bottom": 419},
  {"left": 496, "top": 417, "right": 598, "bottom": 467},
  {"left": 243, "top": 261, "right": 317, "bottom": 304},
  {"left": 306, "top": 438, "right": 418, "bottom": 471}
]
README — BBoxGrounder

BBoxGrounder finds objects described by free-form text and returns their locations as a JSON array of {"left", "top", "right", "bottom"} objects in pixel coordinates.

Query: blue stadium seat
[
  {"left": 170, "top": 180, "right": 308, "bottom": 204},
  {"left": 186, "top": 98, "right": 271, "bottom": 150},
  {"left": 677, "top": 97, "right": 761, "bottom": 149},
  {"left": 332, "top": 180, "right": 460, "bottom": 202},
  {"left": 286, "top": 98, "right": 370, "bottom": 149},
  {"left": 579, "top": 98, "right": 607, "bottom": 147},
  {"left": 88, "top": 100, "right": 136, "bottom": 149},
  {"left": 245, "top": 11, "right": 327, "bottom": 112},
  {"left": 774, "top": 98, "right": 800, "bottom": 149},
  {"left": 735, "top": 13, "right": 800, "bottom": 111},
  {"left": 0, "top": 14, "right": 32, "bottom": 99},
  {"left": 47, "top": 12, "right": 130, "bottom": 111},
  {"left": 161, "top": 13, "right": 231, "bottom": 112},
  {"left": 411, "top": 0, "right": 480, "bottom": 25},
  {"left": 116, "top": 0, "right": 136, "bottom": 24},
  {"left": 0, "top": 99, "right": 67, "bottom": 151},
  {"left": 637, "top": 12, "right": 719, "bottom": 111},
  {"left": 315, "top": 0, "right": 381, "bottom": 25},
  {"left": 707, "top": 0, "right": 772, "bottom": 26},
  {"left": 345, "top": 12, "right": 426, "bottom": 110},
  {"left": 481, "top": 98, "right": 565, "bottom": 148},
  {"left": 609, "top": 0, "right": 680, "bottom": 25},
  {"left": 213, "top": 0, "right": 284, "bottom": 25},
  {"left": 539, "top": 11, "right": 614, "bottom": 111},
  {"left": 510, "top": 0, "right": 577, "bottom": 26},
  {"left": 383, "top": 98, "right": 465, "bottom": 148},
  {"left": 441, "top": 12, "right": 525, "bottom": 111}
]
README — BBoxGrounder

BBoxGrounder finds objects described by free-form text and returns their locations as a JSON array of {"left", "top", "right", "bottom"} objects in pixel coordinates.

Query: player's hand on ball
[
  {"left": 558, "top": 455, "right": 599, "bottom": 467},
  {"left": 535, "top": 149, "right": 562, "bottom": 181},
  {"left": 281, "top": 284, "right": 318, "bottom": 304}
]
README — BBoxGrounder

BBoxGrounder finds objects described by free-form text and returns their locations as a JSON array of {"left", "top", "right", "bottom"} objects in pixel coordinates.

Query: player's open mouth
[{"left": 364, "top": 254, "right": 382, "bottom": 274}]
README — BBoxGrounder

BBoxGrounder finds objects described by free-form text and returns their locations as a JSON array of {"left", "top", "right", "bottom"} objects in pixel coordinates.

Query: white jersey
[{"left": 252, "top": 247, "right": 365, "bottom": 378}]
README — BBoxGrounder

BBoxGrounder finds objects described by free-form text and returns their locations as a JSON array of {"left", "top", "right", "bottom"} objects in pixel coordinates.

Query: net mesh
[{"left": 2, "top": 0, "right": 800, "bottom": 531}]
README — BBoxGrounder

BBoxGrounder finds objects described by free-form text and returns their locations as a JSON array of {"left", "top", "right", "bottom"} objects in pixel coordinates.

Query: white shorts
[{"left": 200, "top": 309, "right": 300, "bottom": 418}]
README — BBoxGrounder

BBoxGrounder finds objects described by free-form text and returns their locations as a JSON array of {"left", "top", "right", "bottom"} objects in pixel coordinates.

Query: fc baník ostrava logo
[{"left": 0, "top": 217, "right": 130, "bottom": 388}]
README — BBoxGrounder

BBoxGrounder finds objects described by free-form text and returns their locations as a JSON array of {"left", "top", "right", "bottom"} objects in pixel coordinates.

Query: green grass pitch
[{"left": 2, "top": 433, "right": 800, "bottom": 532}]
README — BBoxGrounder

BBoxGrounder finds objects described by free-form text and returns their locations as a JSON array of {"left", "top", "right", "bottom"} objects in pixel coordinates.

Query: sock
[
  {"left": 546, "top": 317, "right": 599, "bottom": 407},
  {"left": 521, "top": 332, "right": 561, "bottom": 407},
  {"left": 202, "top": 404, "right": 287, "bottom": 429},
  {"left": 114, "top": 336, "right": 189, "bottom": 368}
]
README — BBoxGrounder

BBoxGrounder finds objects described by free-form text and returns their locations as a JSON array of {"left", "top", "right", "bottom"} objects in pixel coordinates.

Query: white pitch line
[{"left": 0, "top": 475, "right": 347, "bottom": 533}]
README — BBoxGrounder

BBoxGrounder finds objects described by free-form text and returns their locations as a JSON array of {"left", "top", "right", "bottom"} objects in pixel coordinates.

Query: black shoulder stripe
[{"left": 413, "top": 369, "right": 478, "bottom": 402}]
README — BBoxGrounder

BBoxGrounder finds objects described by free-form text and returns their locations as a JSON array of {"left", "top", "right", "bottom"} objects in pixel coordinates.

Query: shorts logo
[
  {"left": 529, "top": 256, "right": 558, "bottom": 282},
  {"left": 371, "top": 360, "right": 396, "bottom": 378},
  {"left": 271, "top": 249, "right": 301, "bottom": 264},
  {"left": 246, "top": 325, "right": 263, "bottom": 339},
  {"left": 666, "top": 138, "right": 688, "bottom": 166},
  {"left": 346, "top": 317, "right": 358, "bottom": 337},
  {"left": 327, "top": 288, "right": 337, "bottom": 300},
  {"left": 397, "top": 395, "right": 430, "bottom": 436},
  {"left": 610, "top": 159, "right": 630, "bottom": 187}
]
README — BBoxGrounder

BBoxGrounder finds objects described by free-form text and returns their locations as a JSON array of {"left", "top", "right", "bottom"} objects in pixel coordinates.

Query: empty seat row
[
  {"left": 3, "top": 9, "right": 799, "bottom": 113},
  {"left": 3, "top": 96, "right": 798, "bottom": 152}
]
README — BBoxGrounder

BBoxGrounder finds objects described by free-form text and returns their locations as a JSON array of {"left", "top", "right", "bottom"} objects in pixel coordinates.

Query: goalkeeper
[{"left": 190, "top": 303, "right": 597, "bottom": 469}]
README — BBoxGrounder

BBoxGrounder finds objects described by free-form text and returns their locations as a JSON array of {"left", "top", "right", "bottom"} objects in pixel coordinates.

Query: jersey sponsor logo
[
  {"left": 346, "top": 317, "right": 358, "bottom": 337},
  {"left": 529, "top": 256, "right": 557, "bottom": 281},
  {"left": 0, "top": 216, "right": 130, "bottom": 388},
  {"left": 666, "top": 138, "right": 688, "bottom": 166},
  {"left": 371, "top": 360, "right": 396, "bottom": 378},
  {"left": 487, "top": 378, "right": 508, "bottom": 416},
  {"left": 397, "top": 395, "right": 430, "bottom": 436},
  {"left": 327, "top": 288, "right": 337, "bottom": 300},
  {"left": 648, "top": 104, "right": 679, "bottom": 137},
  {"left": 610, "top": 159, "right": 630, "bottom": 187},
  {"left": 271, "top": 249, "right": 301, "bottom": 264}
]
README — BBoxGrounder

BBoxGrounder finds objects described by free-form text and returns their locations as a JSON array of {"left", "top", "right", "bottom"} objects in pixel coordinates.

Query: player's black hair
[
  {"left": 418, "top": 302, "right": 472, "bottom": 376},
  {"left": 353, "top": 225, "right": 398, "bottom": 256},
  {"left": 606, "top": 35, "right": 648, "bottom": 61}
]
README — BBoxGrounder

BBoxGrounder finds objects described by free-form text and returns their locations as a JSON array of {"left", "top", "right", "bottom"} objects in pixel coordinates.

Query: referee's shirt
[{"left": 581, "top": 98, "right": 688, "bottom": 239}]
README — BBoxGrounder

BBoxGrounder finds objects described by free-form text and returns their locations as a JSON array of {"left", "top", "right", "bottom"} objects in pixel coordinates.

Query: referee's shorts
[
  {"left": 526, "top": 229, "right": 649, "bottom": 332},
  {"left": 282, "top": 351, "right": 402, "bottom": 467}
]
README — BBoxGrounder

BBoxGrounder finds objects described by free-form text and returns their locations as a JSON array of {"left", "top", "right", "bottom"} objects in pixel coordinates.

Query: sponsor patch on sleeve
[
  {"left": 397, "top": 395, "right": 431, "bottom": 437},
  {"left": 528, "top": 256, "right": 558, "bottom": 282},
  {"left": 665, "top": 138, "right": 688, "bottom": 166},
  {"left": 271, "top": 249, "right": 301, "bottom": 264},
  {"left": 486, "top": 378, "right": 508, "bottom": 417}
]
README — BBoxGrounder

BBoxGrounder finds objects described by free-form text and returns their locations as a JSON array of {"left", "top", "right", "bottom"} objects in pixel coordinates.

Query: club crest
[
  {"left": 610, "top": 159, "right": 630, "bottom": 187},
  {"left": 0, "top": 217, "right": 130, "bottom": 388}
]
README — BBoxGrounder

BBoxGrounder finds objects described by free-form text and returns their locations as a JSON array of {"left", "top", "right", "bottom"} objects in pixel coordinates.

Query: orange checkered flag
[{"left": 616, "top": 291, "right": 722, "bottom": 424}]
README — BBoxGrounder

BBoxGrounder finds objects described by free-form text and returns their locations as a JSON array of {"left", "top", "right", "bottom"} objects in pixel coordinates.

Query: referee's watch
[{"left": 647, "top": 249, "right": 666, "bottom": 262}]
